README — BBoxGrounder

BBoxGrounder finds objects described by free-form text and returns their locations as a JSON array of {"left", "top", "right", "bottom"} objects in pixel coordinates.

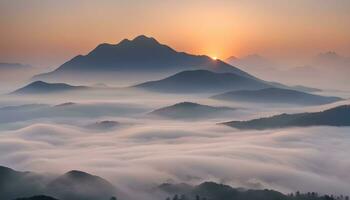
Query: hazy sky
[{"left": 1, "top": 0, "right": 350, "bottom": 67}]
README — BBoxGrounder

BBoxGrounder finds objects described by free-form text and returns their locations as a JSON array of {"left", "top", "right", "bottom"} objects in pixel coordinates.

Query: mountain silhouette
[
  {"left": 1, "top": 166, "right": 346, "bottom": 200},
  {"left": 46, "top": 170, "right": 117, "bottom": 200},
  {"left": 149, "top": 102, "right": 236, "bottom": 119},
  {"left": 225, "top": 54, "right": 280, "bottom": 81},
  {"left": 11, "top": 81, "right": 88, "bottom": 94},
  {"left": 14, "top": 195, "right": 59, "bottom": 200},
  {"left": 33, "top": 35, "right": 256, "bottom": 84},
  {"left": 223, "top": 105, "right": 350, "bottom": 130},
  {"left": 212, "top": 87, "right": 342, "bottom": 105},
  {"left": 0, "top": 166, "right": 119, "bottom": 200},
  {"left": 314, "top": 51, "right": 349, "bottom": 65},
  {"left": 134, "top": 70, "right": 271, "bottom": 93},
  {"left": 159, "top": 182, "right": 338, "bottom": 200},
  {"left": 226, "top": 54, "right": 275, "bottom": 71},
  {"left": 0, "top": 166, "right": 46, "bottom": 200},
  {"left": 86, "top": 120, "right": 120, "bottom": 130}
]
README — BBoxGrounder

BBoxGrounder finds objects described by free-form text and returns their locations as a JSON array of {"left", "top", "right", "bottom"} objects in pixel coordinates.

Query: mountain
[
  {"left": 33, "top": 35, "right": 255, "bottom": 84},
  {"left": 0, "top": 166, "right": 345, "bottom": 200},
  {"left": 46, "top": 170, "right": 117, "bottom": 200},
  {"left": 212, "top": 88, "right": 342, "bottom": 105},
  {"left": 149, "top": 102, "right": 236, "bottom": 119},
  {"left": 11, "top": 81, "right": 89, "bottom": 94},
  {"left": 226, "top": 54, "right": 276, "bottom": 71},
  {"left": 159, "top": 182, "right": 339, "bottom": 200},
  {"left": 0, "top": 166, "right": 46, "bottom": 200},
  {"left": 0, "top": 63, "right": 42, "bottom": 91},
  {"left": 313, "top": 51, "right": 349, "bottom": 66},
  {"left": 14, "top": 195, "right": 59, "bottom": 200},
  {"left": 0, "top": 166, "right": 119, "bottom": 200},
  {"left": 85, "top": 120, "right": 120, "bottom": 130},
  {"left": 279, "top": 51, "right": 350, "bottom": 90},
  {"left": 134, "top": 70, "right": 271, "bottom": 93},
  {"left": 223, "top": 105, "right": 350, "bottom": 130},
  {"left": 225, "top": 54, "right": 281, "bottom": 80}
]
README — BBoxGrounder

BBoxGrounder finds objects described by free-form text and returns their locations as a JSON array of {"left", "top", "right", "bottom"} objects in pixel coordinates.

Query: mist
[{"left": 0, "top": 87, "right": 349, "bottom": 200}]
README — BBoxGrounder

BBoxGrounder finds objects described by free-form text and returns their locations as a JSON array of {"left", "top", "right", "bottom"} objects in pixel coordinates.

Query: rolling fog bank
[{"left": 0, "top": 88, "right": 349, "bottom": 199}]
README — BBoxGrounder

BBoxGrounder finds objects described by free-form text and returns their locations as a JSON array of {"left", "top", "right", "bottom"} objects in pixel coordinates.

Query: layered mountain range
[{"left": 33, "top": 35, "right": 255, "bottom": 84}]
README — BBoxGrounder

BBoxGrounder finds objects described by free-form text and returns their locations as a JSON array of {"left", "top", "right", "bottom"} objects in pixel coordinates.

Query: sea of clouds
[{"left": 0, "top": 90, "right": 349, "bottom": 198}]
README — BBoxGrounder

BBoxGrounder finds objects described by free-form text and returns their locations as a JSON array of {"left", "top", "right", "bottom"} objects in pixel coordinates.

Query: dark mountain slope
[
  {"left": 212, "top": 88, "right": 342, "bottom": 105},
  {"left": 33, "top": 35, "right": 256, "bottom": 83},
  {"left": 46, "top": 170, "right": 117, "bottom": 200},
  {"left": 14, "top": 195, "right": 59, "bottom": 200},
  {"left": 159, "top": 182, "right": 338, "bottom": 200},
  {"left": 11, "top": 81, "right": 88, "bottom": 94},
  {"left": 223, "top": 105, "right": 350, "bottom": 130},
  {"left": 149, "top": 102, "right": 236, "bottom": 119},
  {"left": 135, "top": 70, "right": 271, "bottom": 93},
  {"left": 0, "top": 166, "right": 46, "bottom": 200}
]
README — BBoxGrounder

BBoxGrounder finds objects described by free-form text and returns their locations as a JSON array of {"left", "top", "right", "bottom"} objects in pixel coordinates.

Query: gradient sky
[{"left": 1, "top": 0, "right": 350, "bottom": 67}]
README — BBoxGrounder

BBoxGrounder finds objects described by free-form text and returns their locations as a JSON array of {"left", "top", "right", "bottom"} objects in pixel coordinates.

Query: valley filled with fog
[{"left": 1, "top": 84, "right": 350, "bottom": 199}]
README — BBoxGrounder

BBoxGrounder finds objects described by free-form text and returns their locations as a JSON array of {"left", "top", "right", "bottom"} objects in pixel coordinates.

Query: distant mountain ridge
[
  {"left": 11, "top": 81, "right": 88, "bottom": 94},
  {"left": 223, "top": 105, "right": 350, "bottom": 130},
  {"left": 225, "top": 54, "right": 280, "bottom": 81},
  {"left": 0, "top": 166, "right": 46, "bottom": 200},
  {"left": 159, "top": 182, "right": 344, "bottom": 200},
  {"left": 149, "top": 102, "right": 236, "bottom": 119},
  {"left": 134, "top": 70, "right": 271, "bottom": 93},
  {"left": 14, "top": 195, "right": 59, "bottom": 200},
  {"left": 33, "top": 35, "right": 256, "bottom": 83},
  {"left": 47, "top": 170, "right": 117, "bottom": 200},
  {"left": 0, "top": 166, "right": 118, "bottom": 200},
  {"left": 212, "top": 87, "right": 342, "bottom": 105}
]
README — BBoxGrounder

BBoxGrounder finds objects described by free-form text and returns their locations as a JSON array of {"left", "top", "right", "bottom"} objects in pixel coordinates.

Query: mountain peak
[
  {"left": 65, "top": 170, "right": 91, "bottom": 177},
  {"left": 135, "top": 69, "right": 270, "bottom": 93},
  {"left": 11, "top": 81, "right": 88, "bottom": 94},
  {"left": 133, "top": 34, "right": 154, "bottom": 40},
  {"left": 130, "top": 35, "right": 160, "bottom": 45},
  {"left": 47, "top": 169, "right": 117, "bottom": 200},
  {"left": 316, "top": 51, "right": 341, "bottom": 60},
  {"left": 225, "top": 56, "right": 238, "bottom": 62},
  {"left": 243, "top": 54, "right": 266, "bottom": 61},
  {"left": 30, "top": 81, "right": 50, "bottom": 86},
  {"left": 33, "top": 35, "right": 258, "bottom": 83}
]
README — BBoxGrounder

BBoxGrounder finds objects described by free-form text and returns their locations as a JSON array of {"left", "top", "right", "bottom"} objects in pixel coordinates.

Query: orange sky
[{"left": 1, "top": 0, "right": 350, "bottom": 67}]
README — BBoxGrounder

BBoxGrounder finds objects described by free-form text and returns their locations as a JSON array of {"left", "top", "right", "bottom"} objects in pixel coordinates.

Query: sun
[{"left": 211, "top": 56, "right": 218, "bottom": 60}]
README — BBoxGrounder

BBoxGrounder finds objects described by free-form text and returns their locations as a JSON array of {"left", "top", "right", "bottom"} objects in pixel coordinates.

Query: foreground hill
[
  {"left": 0, "top": 166, "right": 118, "bottom": 200},
  {"left": 212, "top": 88, "right": 342, "bottom": 105},
  {"left": 33, "top": 35, "right": 255, "bottom": 84},
  {"left": 134, "top": 70, "right": 271, "bottom": 93},
  {"left": 223, "top": 105, "right": 350, "bottom": 130},
  {"left": 149, "top": 102, "right": 236, "bottom": 119},
  {"left": 47, "top": 170, "right": 117, "bottom": 200},
  {"left": 0, "top": 166, "right": 46, "bottom": 200},
  {"left": 14, "top": 195, "right": 59, "bottom": 200},
  {"left": 11, "top": 81, "right": 89, "bottom": 94},
  {"left": 1, "top": 166, "right": 347, "bottom": 200},
  {"left": 159, "top": 182, "right": 344, "bottom": 200}
]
